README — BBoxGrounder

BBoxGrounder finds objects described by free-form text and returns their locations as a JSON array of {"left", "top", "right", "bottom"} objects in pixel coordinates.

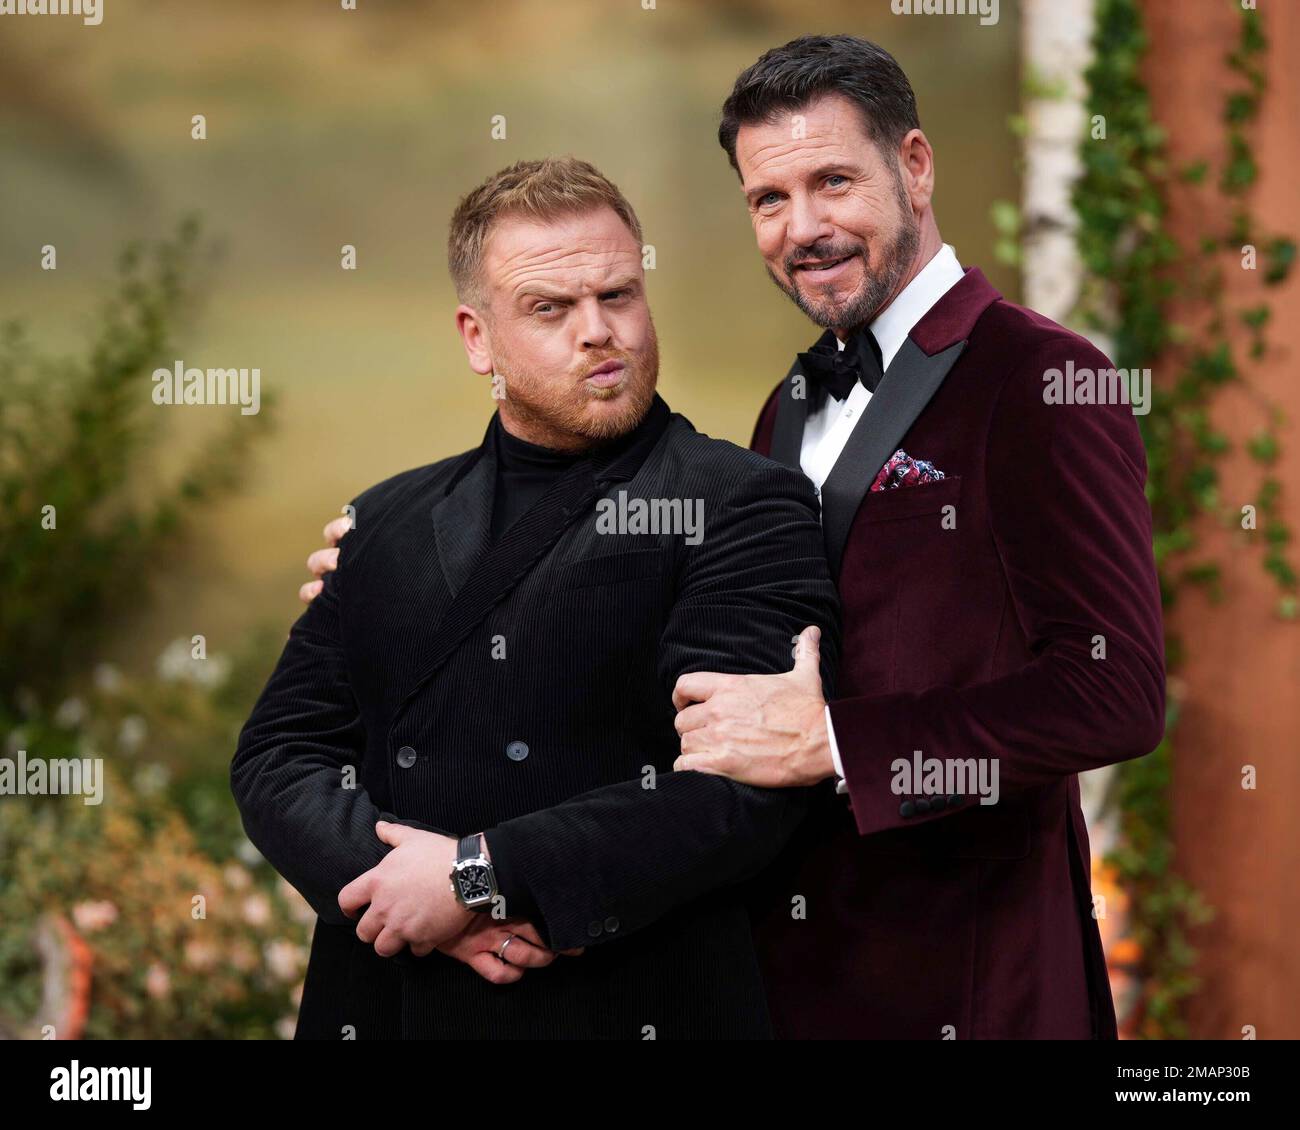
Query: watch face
[{"left": 456, "top": 864, "right": 493, "bottom": 903}]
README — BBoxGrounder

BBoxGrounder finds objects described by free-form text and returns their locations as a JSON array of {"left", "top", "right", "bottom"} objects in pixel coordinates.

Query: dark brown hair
[{"left": 718, "top": 34, "right": 920, "bottom": 175}]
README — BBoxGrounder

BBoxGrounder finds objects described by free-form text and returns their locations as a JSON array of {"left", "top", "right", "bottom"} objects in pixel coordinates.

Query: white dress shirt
[{"left": 799, "top": 244, "right": 966, "bottom": 783}]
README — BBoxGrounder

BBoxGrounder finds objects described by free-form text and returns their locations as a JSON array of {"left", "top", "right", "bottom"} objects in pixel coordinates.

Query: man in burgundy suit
[{"left": 670, "top": 35, "right": 1165, "bottom": 1038}]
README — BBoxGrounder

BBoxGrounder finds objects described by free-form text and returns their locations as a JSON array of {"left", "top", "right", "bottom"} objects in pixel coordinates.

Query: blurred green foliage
[
  {"left": 0, "top": 222, "right": 309, "bottom": 1038},
  {"left": 0, "top": 218, "right": 275, "bottom": 700}
]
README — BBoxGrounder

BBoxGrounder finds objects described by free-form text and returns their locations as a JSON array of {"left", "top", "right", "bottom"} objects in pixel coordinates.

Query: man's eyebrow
[
  {"left": 516, "top": 286, "right": 568, "bottom": 302},
  {"left": 513, "top": 281, "right": 577, "bottom": 304},
  {"left": 745, "top": 162, "right": 862, "bottom": 203},
  {"left": 599, "top": 275, "right": 642, "bottom": 292},
  {"left": 516, "top": 275, "right": 641, "bottom": 303}
]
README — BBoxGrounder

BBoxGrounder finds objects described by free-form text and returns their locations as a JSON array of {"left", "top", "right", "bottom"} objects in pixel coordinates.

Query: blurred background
[{"left": 0, "top": 0, "right": 1295, "bottom": 1039}]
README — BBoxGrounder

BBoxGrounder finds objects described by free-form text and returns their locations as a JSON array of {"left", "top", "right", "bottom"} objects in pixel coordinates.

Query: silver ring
[{"left": 498, "top": 933, "right": 517, "bottom": 963}]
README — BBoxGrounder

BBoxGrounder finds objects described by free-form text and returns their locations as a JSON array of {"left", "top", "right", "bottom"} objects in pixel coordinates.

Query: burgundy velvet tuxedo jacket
[{"left": 748, "top": 267, "right": 1165, "bottom": 1039}]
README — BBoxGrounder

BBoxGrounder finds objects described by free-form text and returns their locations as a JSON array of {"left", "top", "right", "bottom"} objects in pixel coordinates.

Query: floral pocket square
[{"left": 871, "top": 449, "right": 947, "bottom": 492}]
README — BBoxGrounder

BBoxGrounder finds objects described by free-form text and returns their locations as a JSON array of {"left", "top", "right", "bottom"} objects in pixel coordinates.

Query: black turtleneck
[{"left": 489, "top": 416, "right": 585, "bottom": 542}]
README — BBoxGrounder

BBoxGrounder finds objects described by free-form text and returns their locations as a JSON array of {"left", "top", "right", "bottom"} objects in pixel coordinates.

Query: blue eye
[{"left": 759, "top": 192, "right": 781, "bottom": 207}]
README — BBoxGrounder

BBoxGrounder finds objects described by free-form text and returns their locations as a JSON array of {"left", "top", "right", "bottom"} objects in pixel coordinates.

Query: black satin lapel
[
  {"left": 769, "top": 360, "right": 810, "bottom": 471},
  {"left": 820, "top": 337, "right": 967, "bottom": 576},
  {"left": 431, "top": 442, "right": 495, "bottom": 598}
]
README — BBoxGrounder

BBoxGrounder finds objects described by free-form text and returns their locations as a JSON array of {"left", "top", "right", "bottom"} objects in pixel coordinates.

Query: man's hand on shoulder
[{"left": 299, "top": 516, "right": 351, "bottom": 604}]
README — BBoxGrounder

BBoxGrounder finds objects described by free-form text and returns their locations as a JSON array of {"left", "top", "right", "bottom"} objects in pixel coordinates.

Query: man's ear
[
  {"left": 454, "top": 304, "right": 494, "bottom": 376},
  {"left": 898, "top": 128, "right": 935, "bottom": 212}
]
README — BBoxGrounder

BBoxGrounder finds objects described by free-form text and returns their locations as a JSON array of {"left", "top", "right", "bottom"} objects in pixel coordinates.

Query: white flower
[
  {"left": 192, "top": 654, "right": 231, "bottom": 688},
  {"left": 156, "top": 638, "right": 193, "bottom": 682},
  {"left": 145, "top": 963, "right": 171, "bottom": 999},
  {"left": 183, "top": 938, "right": 218, "bottom": 971},
  {"left": 242, "top": 892, "right": 272, "bottom": 927},
  {"left": 156, "top": 638, "right": 230, "bottom": 687},
  {"left": 118, "top": 715, "right": 148, "bottom": 753},
  {"left": 133, "top": 763, "right": 170, "bottom": 796},
  {"left": 54, "top": 697, "right": 86, "bottom": 728},
  {"left": 93, "top": 664, "right": 123, "bottom": 694},
  {"left": 263, "top": 939, "right": 304, "bottom": 981}
]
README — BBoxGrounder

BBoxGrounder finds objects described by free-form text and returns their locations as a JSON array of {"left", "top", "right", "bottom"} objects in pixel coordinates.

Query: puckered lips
[{"left": 583, "top": 359, "right": 626, "bottom": 389}]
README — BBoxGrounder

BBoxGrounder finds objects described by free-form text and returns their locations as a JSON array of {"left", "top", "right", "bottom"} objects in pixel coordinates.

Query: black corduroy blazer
[{"left": 231, "top": 395, "right": 839, "bottom": 1039}]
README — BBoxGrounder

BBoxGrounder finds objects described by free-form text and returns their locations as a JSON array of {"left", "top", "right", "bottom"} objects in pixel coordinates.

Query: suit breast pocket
[{"left": 856, "top": 474, "right": 962, "bottom": 524}]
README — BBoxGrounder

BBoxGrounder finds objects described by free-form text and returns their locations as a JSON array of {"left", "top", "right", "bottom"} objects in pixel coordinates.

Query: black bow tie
[{"left": 796, "top": 328, "right": 885, "bottom": 401}]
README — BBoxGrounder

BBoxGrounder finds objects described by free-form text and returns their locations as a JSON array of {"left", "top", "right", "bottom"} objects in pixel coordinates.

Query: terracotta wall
[{"left": 1142, "top": 0, "right": 1300, "bottom": 1039}]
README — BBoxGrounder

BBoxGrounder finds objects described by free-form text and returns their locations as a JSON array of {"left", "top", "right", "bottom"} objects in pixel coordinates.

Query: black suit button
[
  {"left": 604, "top": 916, "right": 620, "bottom": 934},
  {"left": 587, "top": 920, "right": 603, "bottom": 938},
  {"left": 947, "top": 793, "right": 965, "bottom": 808},
  {"left": 916, "top": 798, "right": 932, "bottom": 815},
  {"left": 506, "top": 740, "right": 529, "bottom": 761},
  {"left": 396, "top": 745, "right": 417, "bottom": 769},
  {"left": 899, "top": 800, "right": 916, "bottom": 819}
]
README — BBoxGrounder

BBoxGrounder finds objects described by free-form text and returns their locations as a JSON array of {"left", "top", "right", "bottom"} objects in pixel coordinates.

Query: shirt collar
[{"left": 835, "top": 243, "right": 964, "bottom": 366}]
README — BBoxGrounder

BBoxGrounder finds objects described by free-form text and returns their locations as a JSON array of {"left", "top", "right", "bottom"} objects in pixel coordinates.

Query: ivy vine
[{"left": 1072, "top": 0, "right": 1295, "bottom": 1038}]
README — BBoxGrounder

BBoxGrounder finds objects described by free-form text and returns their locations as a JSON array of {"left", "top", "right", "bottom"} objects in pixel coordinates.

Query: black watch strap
[{"left": 457, "top": 833, "right": 482, "bottom": 862}]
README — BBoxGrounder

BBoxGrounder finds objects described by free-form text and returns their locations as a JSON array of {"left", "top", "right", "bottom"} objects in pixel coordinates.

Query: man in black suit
[{"left": 231, "top": 156, "right": 839, "bottom": 1039}]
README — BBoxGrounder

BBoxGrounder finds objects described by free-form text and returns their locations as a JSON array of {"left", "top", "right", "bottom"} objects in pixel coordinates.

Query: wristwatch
[{"left": 449, "top": 833, "right": 497, "bottom": 912}]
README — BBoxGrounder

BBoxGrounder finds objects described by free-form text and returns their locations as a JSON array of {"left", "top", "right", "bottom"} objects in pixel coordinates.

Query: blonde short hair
[{"left": 447, "top": 157, "right": 644, "bottom": 305}]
